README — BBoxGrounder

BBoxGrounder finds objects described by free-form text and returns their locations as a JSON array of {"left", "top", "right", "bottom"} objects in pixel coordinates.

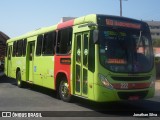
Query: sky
[{"left": 0, "top": 0, "right": 160, "bottom": 38}]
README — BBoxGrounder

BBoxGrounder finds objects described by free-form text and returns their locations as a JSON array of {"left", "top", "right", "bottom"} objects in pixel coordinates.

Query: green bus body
[{"left": 5, "top": 14, "right": 155, "bottom": 102}]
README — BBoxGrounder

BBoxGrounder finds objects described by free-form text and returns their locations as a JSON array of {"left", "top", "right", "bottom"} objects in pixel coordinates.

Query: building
[
  {"left": 0, "top": 31, "right": 9, "bottom": 71},
  {"left": 146, "top": 21, "right": 160, "bottom": 40},
  {"left": 60, "top": 17, "right": 76, "bottom": 23},
  {"left": 0, "top": 31, "right": 9, "bottom": 61}
]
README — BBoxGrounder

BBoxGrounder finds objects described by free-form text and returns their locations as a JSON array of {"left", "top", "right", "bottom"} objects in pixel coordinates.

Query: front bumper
[{"left": 93, "top": 84, "right": 155, "bottom": 102}]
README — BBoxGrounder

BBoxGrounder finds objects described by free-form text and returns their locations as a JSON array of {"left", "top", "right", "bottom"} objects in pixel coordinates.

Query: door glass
[
  {"left": 7, "top": 46, "right": 12, "bottom": 76},
  {"left": 76, "top": 35, "right": 81, "bottom": 63},
  {"left": 82, "top": 33, "right": 89, "bottom": 95},
  {"left": 29, "top": 44, "right": 33, "bottom": 61},
  {"left": 8, "top": 47, "right": 12, "bottom": 60},
  {"left": 76, "top": 65, "right": 80, "bottom": 92},
  {"left": 76, "top": 35, "right": 81, "bottom": 93},
  {"left": 83, "top": 69, "right": 88, "bottom": 94},
  {"left": 83, "top": 34, "right": 89, "bottom": 67},
  {"left": 75, "top": 32, "right": 89, "bottom": 96},
  {"left": 28, "top": 42, "right": 35, "bottom": 81}
]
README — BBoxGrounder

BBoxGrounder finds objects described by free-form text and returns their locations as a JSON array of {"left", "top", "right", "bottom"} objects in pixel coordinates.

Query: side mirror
[{"left": 93, "top": 30, "right": 99, "bottom": 44}]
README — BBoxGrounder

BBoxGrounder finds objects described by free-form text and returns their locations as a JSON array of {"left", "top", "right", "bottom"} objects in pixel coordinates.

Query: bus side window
[
  {"left": 42, "top": 32, "right": 56, "bottom": 56},
  {"left": 56, "top": 27, "right": 72, "bottom": 54},
  {"left": 12, "top": 41, "right": 17, "bottom": 57},
  {"left": 17, "top": 40, "right": 23, "bottom": 57},
  {"left": 36, "top": 35, "right": 43, "bottom": 56},
  {"left": 23, "top": 39, "right": 27, "bottom": 56}
]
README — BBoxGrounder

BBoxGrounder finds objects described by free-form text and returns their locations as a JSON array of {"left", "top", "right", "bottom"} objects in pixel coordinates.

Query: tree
[{"left": 152, "top": 39, "right": 160, "bottom": 47}]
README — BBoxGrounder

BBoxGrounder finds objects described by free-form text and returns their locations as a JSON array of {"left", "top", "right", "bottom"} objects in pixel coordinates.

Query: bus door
[
  {"left": 75, "top": 32, "right": 89, "bottom": 97},
  {"left": 7, "top": 46, "right": 12, "bottom": 77},
  {"left": 26, "top": 41, "right": 35, "bottom": 82}
]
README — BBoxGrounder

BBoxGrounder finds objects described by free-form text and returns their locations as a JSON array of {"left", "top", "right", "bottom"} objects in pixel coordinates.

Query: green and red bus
[{"left": 5, "top": 14, "right": 155, "bottom": 102}]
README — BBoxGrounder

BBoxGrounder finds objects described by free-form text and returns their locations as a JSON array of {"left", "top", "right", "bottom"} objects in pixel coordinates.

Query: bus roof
[
  {"left": 7, "top": 14, "right": 97, "bottom": 43},
  {"left": 7, "top": 14, "right": 147, "bottom": 43}
]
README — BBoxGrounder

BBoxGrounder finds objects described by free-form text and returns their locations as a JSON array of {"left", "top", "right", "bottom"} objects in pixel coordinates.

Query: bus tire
[
  {"left": 59, "top": 79, "right": 71, "bottom": 102},
  {"left": 16, "top": 71, "right": 24, "bottom": 88}
]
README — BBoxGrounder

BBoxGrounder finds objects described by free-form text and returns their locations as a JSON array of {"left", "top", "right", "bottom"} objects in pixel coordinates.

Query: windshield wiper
[{"left": 136, "top": 31, "right": 142, "bottom": 49}]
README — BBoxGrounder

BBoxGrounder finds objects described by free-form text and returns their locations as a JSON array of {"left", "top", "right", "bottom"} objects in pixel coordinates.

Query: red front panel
[{"left": 54, "top": 55, "right": 71, "bottom": 91}]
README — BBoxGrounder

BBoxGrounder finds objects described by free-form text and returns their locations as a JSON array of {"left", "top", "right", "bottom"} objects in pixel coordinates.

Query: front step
[{"left": 26, "top": 81, "right": 34, "bottom": 84}]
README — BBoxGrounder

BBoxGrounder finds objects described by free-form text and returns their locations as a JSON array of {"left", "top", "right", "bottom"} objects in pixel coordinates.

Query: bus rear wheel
[
  {"left": 59, "top": 80, "right": 71, "bottom": 102},
  {"left": 16, "top": 71, "right": 24, "bottom": 88}
]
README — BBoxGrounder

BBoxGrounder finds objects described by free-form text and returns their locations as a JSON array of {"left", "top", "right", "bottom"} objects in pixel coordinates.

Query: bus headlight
[{"left": 99, "top": 74, "right": 113, "bottom": 89}]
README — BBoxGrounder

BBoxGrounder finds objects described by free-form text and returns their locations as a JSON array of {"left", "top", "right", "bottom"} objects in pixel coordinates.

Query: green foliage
[
  {"left": 155, "top": 56, "right": 160, "bottom": 63},
  {"left": 152, "top": 39, "right": 160, "bottom": 47}
]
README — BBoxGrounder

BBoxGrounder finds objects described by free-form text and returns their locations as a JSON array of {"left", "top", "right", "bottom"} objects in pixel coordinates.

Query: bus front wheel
[{"left": 59, "top": 79, "right": 71, "bottom": 102}]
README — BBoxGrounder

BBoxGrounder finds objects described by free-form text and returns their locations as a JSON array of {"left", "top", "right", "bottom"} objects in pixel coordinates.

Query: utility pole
[
  {"left": 120, "top": 0, "right": 128, "bottom": 17},
  {"left": 120, "top": 0, "right": 122, "bottom": 16}
]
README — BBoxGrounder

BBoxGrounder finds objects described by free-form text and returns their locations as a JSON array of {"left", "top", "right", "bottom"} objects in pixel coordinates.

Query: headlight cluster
[
  {"left": 99, "top": 74, "right": 113, "bottom": 89},
  {"left": 150, "top": 75, "right": 156, "bottom": 87}
]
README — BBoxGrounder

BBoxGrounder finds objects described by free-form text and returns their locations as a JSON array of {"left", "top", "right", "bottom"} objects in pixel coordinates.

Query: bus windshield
[{"left": 99, "top": 27, "right": 153, "bottom": 73}]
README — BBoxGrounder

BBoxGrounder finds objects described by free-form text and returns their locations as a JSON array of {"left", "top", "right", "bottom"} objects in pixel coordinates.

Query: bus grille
[{"left": 118, "top": 91, "right": 148, "bottom": 100}]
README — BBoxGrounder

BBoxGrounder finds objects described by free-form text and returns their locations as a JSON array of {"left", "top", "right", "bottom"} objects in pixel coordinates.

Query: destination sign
[{"left": 106, "top": 19, "right": 141, "bottom": 29}]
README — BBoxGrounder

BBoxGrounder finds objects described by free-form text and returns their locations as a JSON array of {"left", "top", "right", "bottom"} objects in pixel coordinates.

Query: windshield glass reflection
[{"left": 99, "top": 27, "right": 153, "bottom": 73}]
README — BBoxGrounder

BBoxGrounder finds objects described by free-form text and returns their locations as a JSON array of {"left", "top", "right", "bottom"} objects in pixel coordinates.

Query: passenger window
[
  {"left": 17, "top": 40, "right": 23, "bottom": 56},
  {"left": 36, "top": 35, "right": 43, "bottom": 56},
  {"left": 12, "top": 41, "right": 17, "bottom": 57},
  {"left": 56, "top": 27, "right": 72, "bottom": 54},
  {"left": 42, "top": 32, "right": 56, "bottom": 55},
  {"left": 23, "top": 39, "right": 27, "bottom": 56}
]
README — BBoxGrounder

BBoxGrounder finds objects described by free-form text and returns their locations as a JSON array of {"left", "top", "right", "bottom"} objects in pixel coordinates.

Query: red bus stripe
[{"left": 57, "top": 19, "right": 74, "bottom": 29}]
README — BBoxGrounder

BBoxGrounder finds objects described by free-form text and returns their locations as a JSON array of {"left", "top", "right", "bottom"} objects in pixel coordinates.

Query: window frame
[
  {"left": 42, "top": 31, "right": 56, "bottom": 56},
  {"left": 56, "top": 27, "right": 73, "bottom": 55}
]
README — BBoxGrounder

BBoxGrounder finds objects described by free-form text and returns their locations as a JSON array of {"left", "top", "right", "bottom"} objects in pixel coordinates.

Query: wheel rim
[{"left": 60, "top": 81, "right": 69, "bottom": 98}]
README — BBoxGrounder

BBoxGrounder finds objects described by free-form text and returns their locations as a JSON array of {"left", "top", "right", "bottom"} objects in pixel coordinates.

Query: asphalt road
[{"left": 0, "top": 75, "right": 160, "bottom": 119}]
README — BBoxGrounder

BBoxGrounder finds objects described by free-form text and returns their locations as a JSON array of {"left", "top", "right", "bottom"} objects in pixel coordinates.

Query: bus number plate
[{"left": 121, "top": 83, "right": 128, "bottom": 89}]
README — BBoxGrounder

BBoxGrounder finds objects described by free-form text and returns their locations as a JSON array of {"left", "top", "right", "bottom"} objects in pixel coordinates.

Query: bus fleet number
[{"left": 121, "top": 83, "right": 128, "bottom": 89}]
